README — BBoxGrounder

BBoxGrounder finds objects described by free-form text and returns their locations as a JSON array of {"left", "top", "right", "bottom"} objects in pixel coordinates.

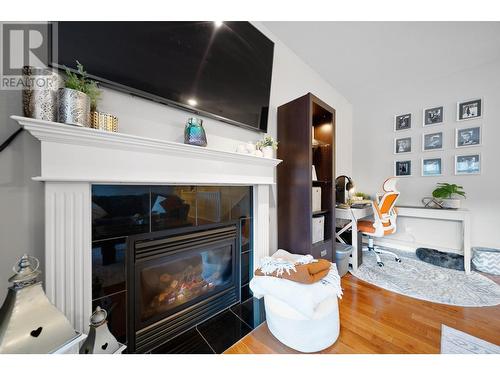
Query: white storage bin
[
  {"left": 312, "top": 215, "right": 324, "bottom": 244},
  {"left": 312, "top": 187, "right": 322, "bottom": 212},
  {"left": 472, "top": 247, "right": 500, "bottom": 275}
]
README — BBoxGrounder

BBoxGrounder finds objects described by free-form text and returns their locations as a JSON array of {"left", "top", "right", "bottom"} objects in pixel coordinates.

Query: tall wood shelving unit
[{"left": 277, "top": 93, "right": 336, "bottom": 261}]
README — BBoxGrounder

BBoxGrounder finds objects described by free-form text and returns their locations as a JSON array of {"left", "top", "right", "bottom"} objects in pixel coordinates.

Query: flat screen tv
[{"left": 51, "top": 21, "right": 274, "bottom": 132}]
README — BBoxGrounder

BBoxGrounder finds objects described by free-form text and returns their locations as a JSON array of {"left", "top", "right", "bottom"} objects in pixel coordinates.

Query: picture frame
[
  {"left": 394, "top": 113, "right": 412, "bottom": 132},
  {"left": 455, "top": 126, "right": 481, "bottom": 148},
  {"left": 421, "top": 157, "right": 442, "bottom": 177},
  {"left": 457, "top": 98, "right": 482, "bottom": 121},
  {"left": 422, "top": 131, "right": 443, "bottom": 151},
  {"left": 455, "top": 153, "right": 481, "bottom": 175},
  {"left": 394, "top": 137, "right": 412, "bottom": 154},
  {"left": 423, "top": 106, "right": 444, "bottom": 126},
  {"left": 394, "top": 160, "right": 412, "bottom": 177}
]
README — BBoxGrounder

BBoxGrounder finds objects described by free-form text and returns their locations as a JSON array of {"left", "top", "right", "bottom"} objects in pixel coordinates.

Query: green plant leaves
[
  {"left": 64, "top": 60, "right": 101, "bottom": 111},
  {"left": 432, "top": 183, "right": 466, "bottom": 199}
]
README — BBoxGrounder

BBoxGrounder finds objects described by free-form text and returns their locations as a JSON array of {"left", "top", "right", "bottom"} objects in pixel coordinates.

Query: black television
[{"left": 51, "top": 21, "right": 274, "bottom": 132}]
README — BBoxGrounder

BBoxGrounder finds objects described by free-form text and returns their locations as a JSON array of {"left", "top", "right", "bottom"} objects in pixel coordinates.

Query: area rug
[
  {"left": 350, "top": 247, "right": 500, "bottom": 306},
  {"left": 441, "top": 325, "right": 500, "bottom": 354}
]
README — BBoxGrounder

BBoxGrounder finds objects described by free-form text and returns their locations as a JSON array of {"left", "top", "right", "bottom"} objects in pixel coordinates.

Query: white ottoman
[{"left": 263, "top": 294, "right": 340, "bottom": 353}]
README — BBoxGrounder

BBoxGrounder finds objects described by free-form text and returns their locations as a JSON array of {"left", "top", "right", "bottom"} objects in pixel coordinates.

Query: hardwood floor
[{"left": 224, "top": 273, "right": 500, "bottom": 354}]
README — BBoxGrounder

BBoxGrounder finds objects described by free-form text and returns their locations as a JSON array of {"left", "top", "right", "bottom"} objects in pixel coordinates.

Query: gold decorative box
[{"left": 90, "top": 111, "right": 118, "bottom": 132}]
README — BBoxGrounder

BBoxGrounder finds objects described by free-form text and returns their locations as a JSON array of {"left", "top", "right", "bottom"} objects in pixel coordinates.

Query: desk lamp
[{"left": 335, "top": 175, "right": 355, "bottom": 205}]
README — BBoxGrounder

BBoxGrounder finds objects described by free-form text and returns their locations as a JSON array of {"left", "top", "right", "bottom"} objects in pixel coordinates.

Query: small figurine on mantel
[
  {"left": 0, "top": 255, "right": 79, "bottom": 353},
  {"left": 80, "top": 306, "right": 124, "bottom": 354}
]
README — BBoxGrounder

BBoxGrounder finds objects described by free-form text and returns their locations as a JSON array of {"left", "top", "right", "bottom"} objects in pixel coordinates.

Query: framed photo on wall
[
  {"left": 455, "top": 154, "right": 481, "bottom": 175},
  {"left": 456, "top": 126, "right": 481, "bottom": 148},
  {"left": 394, "top": 137, "right": 412, "bottom": 154},
  {"left": 394, "top": 113, "right": 412, "bottom": 131},
  {"left": 395, "top": 160, "right": 412, "bottom": 177},
  {"left": 421, "top": 158, "right": 442, "bottom": 177},
  {"left": 423, "top": 106, "right": 444, "bottom": 126},
  {"left": 422, "top": 132, "right": 443, "bottom": 151},
  {"left": 457, "top": 98, "right": 482, "bottom": 121}
]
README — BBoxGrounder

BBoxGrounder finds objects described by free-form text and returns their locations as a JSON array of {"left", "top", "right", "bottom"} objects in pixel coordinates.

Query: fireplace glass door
[
  {"left": 132, "top": 224, "right": 240, "bottom": 333},
  {"left": 139, "top": 245, "right": 233, "bottom": 323}
]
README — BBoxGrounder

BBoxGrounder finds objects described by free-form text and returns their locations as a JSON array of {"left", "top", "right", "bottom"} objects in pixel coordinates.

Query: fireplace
[
  {"left": 128, "top": 223, "right": 240, "bottom": 353},
  {"left": 15, "top": 115, "right": 280, "bottom": 345},
  {"left": 91, "top": 185, "right": 252, "bottom": 352}
]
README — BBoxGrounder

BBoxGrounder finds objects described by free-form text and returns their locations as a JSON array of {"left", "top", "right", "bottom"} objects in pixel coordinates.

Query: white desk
[
  {"left": 335, "top": 206, "right": 372, "bottom": 272},
  {"left": 396, "top": 206, "right": 471, "bottom": 274}
]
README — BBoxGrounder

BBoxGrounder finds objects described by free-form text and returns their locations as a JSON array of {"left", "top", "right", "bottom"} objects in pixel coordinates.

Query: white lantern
[{"left": 0, "top": 255, "right": 79, "bottom": 353}]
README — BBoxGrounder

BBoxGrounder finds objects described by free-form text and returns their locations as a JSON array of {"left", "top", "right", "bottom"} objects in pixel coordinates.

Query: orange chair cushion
[
  {"left": 358, "top": 220, "right": 376, "bottom": 233},
  {"left": 357, "top": 220, "right": 395, "bottom": 235}
]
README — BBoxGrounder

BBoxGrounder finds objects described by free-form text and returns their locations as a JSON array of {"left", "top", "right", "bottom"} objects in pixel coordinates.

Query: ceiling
[{"left": 263, "top": 22, "right": 500, "bottom": 103}]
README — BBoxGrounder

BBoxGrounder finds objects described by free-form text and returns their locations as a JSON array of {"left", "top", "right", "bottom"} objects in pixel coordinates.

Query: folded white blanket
[{"left": 249, "top": 250, "right": 343, "bottom": 318}]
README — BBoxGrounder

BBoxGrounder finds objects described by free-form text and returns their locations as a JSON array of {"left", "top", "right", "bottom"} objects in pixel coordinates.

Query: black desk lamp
[{"left": 335, "top": 175, "right": 355, "bottom": 204}]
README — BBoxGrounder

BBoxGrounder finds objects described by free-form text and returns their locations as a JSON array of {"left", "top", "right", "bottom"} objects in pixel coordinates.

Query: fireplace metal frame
[{"left": 127, "top": 221, "right": 241, "bottom": 353}]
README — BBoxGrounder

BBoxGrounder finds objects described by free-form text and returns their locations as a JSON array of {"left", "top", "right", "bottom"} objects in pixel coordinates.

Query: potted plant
[
  {"left": 432, "top": 183, "right": 466, "bottom": 209},
  {"left": 58, "top": 61, "right": 101, "bottom": 127},
  {"left": 256, "top": 135, "right": 278, "bottom": 158}
]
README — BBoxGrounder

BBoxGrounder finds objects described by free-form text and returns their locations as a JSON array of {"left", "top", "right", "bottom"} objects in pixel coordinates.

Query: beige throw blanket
[{"left": 255, "top": 253, "right": 331, "bottom": 284}]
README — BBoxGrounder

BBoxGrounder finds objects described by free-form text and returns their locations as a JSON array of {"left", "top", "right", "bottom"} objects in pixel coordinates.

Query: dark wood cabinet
[{"left": 277, "top": 93, "right": 336, "bottom": 261}]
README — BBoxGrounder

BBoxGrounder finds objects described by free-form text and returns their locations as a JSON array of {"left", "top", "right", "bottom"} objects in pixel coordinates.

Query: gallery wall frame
[
  {"left": 456, "top": 98, "right": 483, "bottom": 122},
  {"left": 423, "top": 105, "right": 444, "bottom": 127},
  {"left": 394, "top": 136, "right": 412, "bottom": 154},
  {"left": 394, "top": 159, "right": 412, "bottom": 177},
  {"left": 421, "top": 157, "right": 443, "bottom": 177},
  {"left": 455, "top": 126, "right": 482, "bottom": 149},
  {"left": 422, "top": 131, "right": 444, "bottom": 152},
  {"left": 394, "top": 113, "right": 412, "bottom": 132},
  {"left": 454, "top": 153, "right": 481, "bottom": 175}
]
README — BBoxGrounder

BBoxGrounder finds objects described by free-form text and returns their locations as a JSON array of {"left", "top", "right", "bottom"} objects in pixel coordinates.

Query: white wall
[
  {"left": 0, "top": 22, "right": 352, "bottom": 302},
  {"left": 352, "top": 59, "right": 500, "bottom": 252}
]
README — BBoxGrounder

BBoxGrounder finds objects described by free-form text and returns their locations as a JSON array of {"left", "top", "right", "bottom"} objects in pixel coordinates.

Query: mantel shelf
[
  {"left": 12, "top": 116, "right": 282, "bottom": 167},
  {"left": 11, "top": 115, "right": 281, "bottom": 185}
]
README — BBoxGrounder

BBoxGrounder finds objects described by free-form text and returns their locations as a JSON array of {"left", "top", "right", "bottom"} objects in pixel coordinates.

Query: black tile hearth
[
  {"left": 197, "top": 309, "right": 252, "bottom": 353},
  {"left": 230, "top": 297, "right": 266, "bottom": 329},
  {"left": 151, "top": 328, "right": 214, "bottom": 354}
]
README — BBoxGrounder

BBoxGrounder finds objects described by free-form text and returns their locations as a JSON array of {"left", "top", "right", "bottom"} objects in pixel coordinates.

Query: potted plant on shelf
[
  {"left": 257, "top": 135, "right": 278, "bottom": 158},
  {"left": 432, "top": 183, "right": 466, "bottom": 209},
  {"left": 58, "top": 61, "right": 101, "bottom": 127}
]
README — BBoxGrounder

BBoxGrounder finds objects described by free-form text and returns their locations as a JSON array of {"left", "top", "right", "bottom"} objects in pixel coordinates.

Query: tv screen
[{"left": 52, "top": 21, "right": 274, "bottom": 132}]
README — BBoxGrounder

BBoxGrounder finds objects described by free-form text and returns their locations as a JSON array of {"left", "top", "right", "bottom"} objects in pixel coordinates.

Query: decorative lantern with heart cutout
[
  {"left": 80, "top": 306, "right": 121, "bottom": 354},
  {"left": 0, "top": 255, "right": 78, "bottom": 353}
]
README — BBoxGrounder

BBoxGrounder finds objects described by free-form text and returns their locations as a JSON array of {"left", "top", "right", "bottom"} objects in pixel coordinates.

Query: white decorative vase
[
  {"left": 262, "top": 146, "right": 274, "bottom": 158},
  {"left": 441, "top": 198, "right": 461, "bottom": 209}
]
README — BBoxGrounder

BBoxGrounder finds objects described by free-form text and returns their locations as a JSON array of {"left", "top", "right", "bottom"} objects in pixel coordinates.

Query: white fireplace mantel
[{"left": 12, "top": 115, "right": 281, "bottom": 333}]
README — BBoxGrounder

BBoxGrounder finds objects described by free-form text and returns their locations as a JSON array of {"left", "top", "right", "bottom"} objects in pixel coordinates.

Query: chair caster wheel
[
  {"left": 395, "top": 258, "right": 402, "bottom": 263},
  {"left": 377, "top": 262, "right": 384, "bottom": 267}
]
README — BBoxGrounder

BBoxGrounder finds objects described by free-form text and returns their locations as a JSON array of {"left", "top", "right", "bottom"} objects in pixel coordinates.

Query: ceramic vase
[
  {"left": 441, "top": 198, "right": 461, "bottom": 209},
  {"left": 58, "top": 88, "right": 91, "bottom": 127},
  {"left": 261, "top": 145, "right": 274, "bottom": 158}
]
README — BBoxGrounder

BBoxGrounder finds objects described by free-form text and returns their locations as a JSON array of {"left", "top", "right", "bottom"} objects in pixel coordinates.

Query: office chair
[{"left": 358, "top": 177, "right": 402, "bottom": 267}]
